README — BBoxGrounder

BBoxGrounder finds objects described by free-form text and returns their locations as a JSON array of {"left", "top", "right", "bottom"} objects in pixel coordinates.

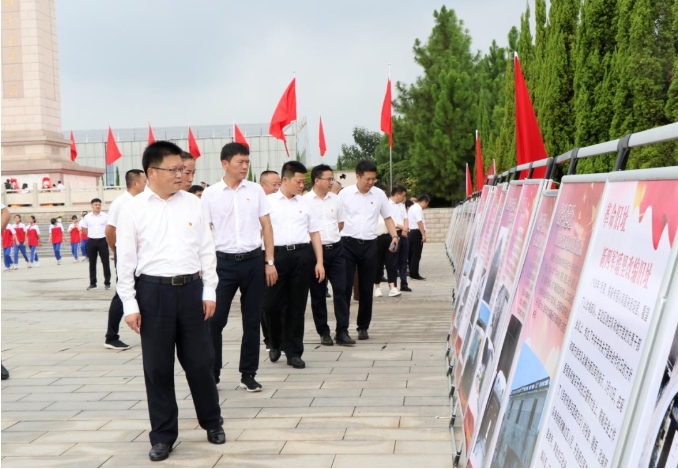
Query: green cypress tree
[
  {"left": 494, "top": 28, "right": 519, "bottom": 172},
  {"left": 611, "top": 0, "right": 676, "bottom": 169},
  {"left": 573, "top": 0, "right": 619, "bottom": 173},
  {"left": 517, "top": 3, "right": 536, "bottom": 94},
  {"left": 533, "top": 0, "right": 548, "bottom": 117},
  {"left": 407, "top": 7, "right": 478, "bottom": 202},
  {"left": 538, "top": 0, "right": 580, "bottom": 158}
]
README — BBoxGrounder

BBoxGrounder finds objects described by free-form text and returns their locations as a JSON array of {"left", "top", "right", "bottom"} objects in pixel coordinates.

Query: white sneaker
[
  {"left": 374, "top": 288, "right": 383, "bottom": 298},
  {"left": 35, "top": 262, "right": 40, "bottom": 267},
  {"left": 389, "top": 288, "right": 402, "bottom": 297},
  {"left": 57, "top": 260, "right": 61, "bottom": 265}
]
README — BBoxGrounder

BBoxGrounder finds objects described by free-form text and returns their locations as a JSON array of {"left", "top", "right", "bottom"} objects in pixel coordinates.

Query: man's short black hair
[
  {"left": 405, "top": 200, "right": 414, "bottom": 209},
  {"left": 91, "top": 198, "right": 102, "bottom": 204},
  {"left": 142, "top": 141, "right": 184, "bottom": 173},
  {"left": 50, "top": 218, "right": 57, "bottom": 224},
  {"left": 180, "top": 151, "right": 194, "bottom": 161},
  {"left": 391, "top": 185, "right": 407, "bottom": 196},
  {"left": 281, "top": 161, "right": 307, "bottom": 179},
  {"left": 260, "top": 170, "right": 278, "bottom": 180},
  {"left": 356, "top": 160, "right": 377, "bottom": 176},
  {"left": 375, "top": 183, "right": 387, "bottom": 192},
  {"left": 125, "top": 169, "right": 145, "bottom": 189},
  {"left": 188, "top": 185, "right": 204, "bottom": 194},
  {"left": 71, "top": 215, "right": 77, "bottom": 220},
  {"left": 418, "top": 194, "right": 431, "bottom": 203},
  {"left": 311, "top": 164, "right": 332, "bottom": 185},
  {"left": 221, "top": 142, "right": 250, "bottom": 162}
]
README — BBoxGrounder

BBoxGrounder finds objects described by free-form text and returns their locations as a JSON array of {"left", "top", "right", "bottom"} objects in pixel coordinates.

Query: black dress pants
[
  {"left": 263, "top": 246, "right": 314, "bottom": 358},
  {"left": 374, "top": 234, "right": 397, "bottom": 284},
  {"left": 87, "top": 238, "right": 111, "bottom": 287},
  {"left": 310, "top": 243, "right": 349, "bottom": 336},
  {"left": 342, "top": 237, "right": 377, "bottom": 331},
  {"left": 409, "top": 229, "right": 424, "bottom": 277},
  {"left": 106, "top": 254, "right": 123, "bottom": 342},
  {"left": 138, "top": 278, "right": 221, "bottom": 447},
  {"left": 210, "top": 255, "right": 265, "bottom": 378},
  {"left": 395, "top": 234, "right": 409, "bottom": 288}
]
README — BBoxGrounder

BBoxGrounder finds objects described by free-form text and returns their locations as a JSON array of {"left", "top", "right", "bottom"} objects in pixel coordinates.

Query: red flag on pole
[
  {"left": 148, "top": 123, "right": 156, "bottom": 145},
  {"left": 269, "top": 78, "right": 297, "bottom": 157},
  {"left": 187, "top": 126, "right": 201, "bottom": 159},
  {"left": 475, "top": 130, "right": 485, "bottom": 191},
  {"left": 380, "top": 79, "right": 392, "bottom": 148},
  {"left": 105, "top": 127, "right": 122, "bottom": 165},
  {"left": 319, "top": 116, "right": 327, "bottom": 157},
  {"left": 515, "top": 54, "right": 547, "bottom": 179},
  {"left": 234, "top": 123, "right": 249, "bottom": 149},
  {"left": 69, "top": 130, "right": 77, "bottom": 162},
  {"left": 466, "top": 163, "right": 473, "bottom": 197}
]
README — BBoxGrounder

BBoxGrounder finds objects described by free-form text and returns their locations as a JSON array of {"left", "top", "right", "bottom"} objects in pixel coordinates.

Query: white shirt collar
[{"left": 216, "top": 177, "right": 248, "bottom": 192}]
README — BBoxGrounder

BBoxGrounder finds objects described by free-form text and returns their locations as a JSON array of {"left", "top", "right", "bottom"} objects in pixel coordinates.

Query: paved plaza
[{"left": 1, "top": 243, "right": 454, "bottom": 468}]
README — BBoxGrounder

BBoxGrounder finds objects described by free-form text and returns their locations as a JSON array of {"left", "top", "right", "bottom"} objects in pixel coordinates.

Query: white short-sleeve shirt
[
  {"left": 267, "top": 191, "right": 320, "bottom": 246},
  {"left": 338, "top": 184, "right": 393, "bottom": 241},
  {"left": 303, "top": 189, "right": 344, "bottom": 244}
]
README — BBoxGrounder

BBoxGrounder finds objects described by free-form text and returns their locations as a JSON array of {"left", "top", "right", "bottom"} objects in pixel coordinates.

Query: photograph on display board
[
  {"left": 470, "top": 192, "right": 558, "bottom": 467},
  {"left": 535, "top": 177, "right": 678, "bottom": 468},
  {"left": 488, "top": 180, "right": 606, "bottom": 467}
]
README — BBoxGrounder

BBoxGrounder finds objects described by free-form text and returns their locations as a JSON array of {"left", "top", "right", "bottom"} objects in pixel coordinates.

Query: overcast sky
[{"left": 57, "top": 0, "right": 530, "bottom": 166}]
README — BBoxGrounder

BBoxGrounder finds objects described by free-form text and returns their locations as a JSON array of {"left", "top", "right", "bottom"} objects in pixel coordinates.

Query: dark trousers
[
  {"left": 310, "top": 244, "right": 349, "bottom": 336},
  {"left": 106, "top": 255, "right": 124, "bottom": 342},
  {"left": 87, "top": 238, "right": 111, "bottom": 287},
  {"left": 210, "top": 255, "right": 265, "bottom": 378},
  {"left": 395, "top": 234, "right": 409, "bottom": 288},
  {"left": 138, "top": 278, "right": 220, "bottom": 447},
  {"left": 263, "top": 247, "right": 314, "bottom": 358},
  {"left": 409, "top": 230, "right": 424, "bottom": 277},
  {"left": 374, "top": 234, "right": 397, "bottom": 284},
  {"left": 343, "top": 237, "right": 377, "bottom": 331}
]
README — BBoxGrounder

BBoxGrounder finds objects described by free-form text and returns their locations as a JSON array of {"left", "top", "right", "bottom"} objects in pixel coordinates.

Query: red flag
[
  {"left": 187, "top": 126, "right": 201, "bottom": 159},
  {"left": 475, "top": 130, "right": 485, "bottom": 191},
  {"left": 69, "top": 130, "right": 77, "bottom": 162},
  {"left": 466, "top": 163, "right": 473, "bottom": 197},
  {"left": 234, "top": 123, "right": 249, "bottom": 149},
  {"left": 515, "top": 55, "right": 547, "bottom": 179},
  {"left": 105, "top": 127, "right": 122, "bottom": 165},
  {"left": 380, "top": 78, "right": 392, "bottom": 148},
  {"left": 487, "top": 159, "right": 496, "bottom": 177},
  {"left": 319, "top": 116, "right": 327, "bottom": 157},
  {"left": 148, "top": 123, "right": 156, "bottom": 145},
  {"left": 269, "top": 78, "right": 297, "bottom": 157}
]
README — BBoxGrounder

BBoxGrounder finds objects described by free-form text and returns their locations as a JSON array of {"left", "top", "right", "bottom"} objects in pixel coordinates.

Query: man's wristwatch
[{"left": 266, "top": 259, "right": 274, "bottom": 266}]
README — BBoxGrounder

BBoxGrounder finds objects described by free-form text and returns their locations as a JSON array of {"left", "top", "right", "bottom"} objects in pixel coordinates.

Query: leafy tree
[
  {"left": 115, "top": 166, "right": 120, "bottom": 187},
  {"left": 337, "top": 127, "right": 381, "bottom": 169},
  {"left": 517, "top": 4, "right": 536, "bottom": 93},
  {"left": 494, "top": 27, "right": 519, "bottom": 172}
]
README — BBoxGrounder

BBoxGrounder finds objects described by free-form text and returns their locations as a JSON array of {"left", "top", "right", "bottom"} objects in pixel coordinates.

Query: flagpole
[
  {"left": 388, "top": 63, "right": 393, "bottom": 192},
  {"left": 293, "top": 72, "right": 298, "bottom": 161}
]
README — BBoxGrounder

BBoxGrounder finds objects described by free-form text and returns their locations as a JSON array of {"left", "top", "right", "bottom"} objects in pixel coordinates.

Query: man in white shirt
[
  {"left": 260, "top": 170, "right": 281, "bottom": 195},
  {"left": 408, "top": 194, "right": 430, "bottom": 280},
  {"left": 339, "top": 160, "right": 399, "bottom": 340},
  {"left": 117, "top": 141, "right": 224, "bottom": 461},
  {"left": 103, "top": 169, "right": 147, "bottom": 351},
  {"left": 202, "top": 142, "right": 277, "bottom": 392},
  {"left": 264, "top": 161, "right": 325, "bottom": 369},
  {"left": 389, "top": 185, "right": 412, "bottom": 292},
  {"left": 304, "top": 164, "right": 355, "bottom": 346},
  {"left": 81, "top": 198, "right": 111, "bottom": 290},
  {"left": 180, "top": 151, "right": 196, "bottom": 191}
]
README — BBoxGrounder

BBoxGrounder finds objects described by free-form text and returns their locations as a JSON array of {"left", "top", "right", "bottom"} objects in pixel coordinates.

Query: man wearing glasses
[
  {"left": 304, "top": 164, "right": 355, "bottom": 346},
  {"left": 339, "top": 160, "right": 399, "bottom": 340},
  {"left": 202, "top": 143, "right": 277, "bottom": 391},
  {"left": 117, "top": 141, "right": 224, "bottom": 461}
]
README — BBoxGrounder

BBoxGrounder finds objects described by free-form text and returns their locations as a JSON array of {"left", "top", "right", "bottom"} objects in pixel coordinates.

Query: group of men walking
[{"left": 96, "top": 141, "right": 429, "bottom": 461}]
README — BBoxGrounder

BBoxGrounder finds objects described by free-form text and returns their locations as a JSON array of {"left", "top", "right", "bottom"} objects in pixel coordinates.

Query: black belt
[
  {"left": 216, "top": 247, "right": 262, "bottom": 262},
  {"left": 323, "top": 241, "right": 342, "bottom": 250},
  {"left": 343, "top": 236, "right": 375, "bottom": 245},
  {"left": 274, "top": 243, "right": 310, "bottom": 252},
  {"left": 138, "top": 272, "right": 200, "bottom": 286}
]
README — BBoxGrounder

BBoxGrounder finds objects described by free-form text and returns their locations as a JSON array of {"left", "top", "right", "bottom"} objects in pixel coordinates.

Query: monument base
[{"left": 1, "top": 159, "right": 104, "bottom": 190}]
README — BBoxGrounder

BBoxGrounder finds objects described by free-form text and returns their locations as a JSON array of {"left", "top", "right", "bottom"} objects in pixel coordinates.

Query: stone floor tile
[
  {"left": 238, "top": 428, "right": 345, "bottom": 441},
  {"left": 321, "top": 380, "right": 407, "bottom": 389},
  {"left": 1, "top": 411, "right": 80, "bottom": 422},
  {"left": 282, "top": 440, "right": 395, "bottom": 454},
  {"left": 361, "top": 387, "right": 448, "bottom": 397},
  {"left": 311, "top": 397, "right": 404, "bottom": 407},
  {"left": 1, "top": 393, "right": 29, "bottom": 402},
  {"left": 98, "top": 419, "right": 196, "bottom": 431},
  {"left": 215, "top": 454, "right": 335, "bottom": 468},
  {"left": 330, "top": 367, "right": 411, "bottom": 374},
  {"left": 256, "top": 407, "right": 355, "bottom": 418},
  {"left": 21, "top": 392, "right": 110, "bottom": 402},
  {"left": 395, "top": 440, "right": 454, "bottom": 454},
  {"left": 44, "top": 400, "right": 137, "bottom": 411},
  {"left": 333, "top": 454, "right": 453, "bottom": 468},
  {"left": 272, "top": 388, "right": 362, "bottom": 398},
  {"left": 0, "top": 443, "right": 76, "bottom": 457},
  {"left": 1, "top": 456, "right": 111, "bottom": 468},
  {"left": 404, "top": 396, "right": 451, "bottom": 406},
  {"left": 297, "top": 416, "right": 400, "bottom": 429},
  {"left": 221, "top": 397, "right": 313, "bottom": 408},
  {"left": 4, "top": 420, "right": 109, "bottom": 432},
  {"left": 1, "top": 431, "right": 47, "bottom": 443},
  {"left": 101, "top": 453, "right": 221, "bottom": 468},
  {"left": 344, "top": 428, "right": 449, "bottom": 441},
  {"left": 33, "top": 430, "right": 143, "bottom": 443},
  {"left": 399, "top": 416, "right": 452, "bottom": 428},
  {"left": 353, "top": 406, "right": 450, "bottom": 417}
]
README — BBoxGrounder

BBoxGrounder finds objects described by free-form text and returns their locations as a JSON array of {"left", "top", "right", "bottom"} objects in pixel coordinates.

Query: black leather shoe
[
  {"left": 269, "top": 349, "right": 281, "bottom": 362},
  {"left": 325, "top": 291, "right": 331, "bottom": 298},
  {"left": 335, "top": 332, "right": 356, "bottom": 345},
  {"left": 149, "top": 443, "right": 172, "bottom": 461},
  {"left": 411, "top": 275, "right": 426, "bottom": 280},
  {"left": 287, "top": 357, "right": 306, "bottom": 368},
  {"left": 320, "top": 334, "right": 334, "bottom": 346},
  {"left": 1, "top": 364, "right": 9, "bottom": 380},
  {"left": 400, "top": 286, "right": 413, "bottom": 292},
  {"left": 207, "top": 427, "right": 226, "bottom": 444},
  {"left": 358, "top": 329, "right": 369, "bottom": 340},
  {"left": 219, "top": 416, "right": 223, "bottom": 425}
]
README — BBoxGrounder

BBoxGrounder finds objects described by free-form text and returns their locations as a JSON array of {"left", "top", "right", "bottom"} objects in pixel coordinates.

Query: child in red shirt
[
  {"left": 67, "top": 215, "right": 81, "bottom": 262},
  {"left": 26, "top": 215, "right": 41, "bottom": 267},
  {"left": 49, "top": 218, "right": 63, "bottom": 265}
]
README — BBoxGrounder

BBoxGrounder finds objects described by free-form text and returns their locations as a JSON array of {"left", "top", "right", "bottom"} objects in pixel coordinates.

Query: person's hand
[
  {"left": 388, "top": 237, "right": 399, "bottom": 252},
  {"left": 265, "top": 264, "right": 278, "bottom": 286},
  {"left": 422, "top": 233, "right": 427, "bottom": 243},
  {"left": 203, "top": 300, "right": 216, "bottom": 320},
  {"left": 402, "top": 230, "right": 409, "bottom": 238},
  {"left": 315, "top": 263, "right": 326, "bottom": 283},
  {"left": 125, "top": 313, "right": 141, "bottom": 334}
]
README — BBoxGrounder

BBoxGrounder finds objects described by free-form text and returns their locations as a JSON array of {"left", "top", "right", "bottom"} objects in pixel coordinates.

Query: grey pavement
[{"left": 1, "top": 243, "right": 453, "bottom": 468}]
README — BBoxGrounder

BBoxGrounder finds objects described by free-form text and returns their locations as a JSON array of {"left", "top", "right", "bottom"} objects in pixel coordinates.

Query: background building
[{"left": 63, "top": 119, "right": 309, "bottom": 186}]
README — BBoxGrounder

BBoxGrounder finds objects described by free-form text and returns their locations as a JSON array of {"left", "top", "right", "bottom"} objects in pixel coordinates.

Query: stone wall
[{"left": 423, "top": 207, "right": 453, "bottom": 243}]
